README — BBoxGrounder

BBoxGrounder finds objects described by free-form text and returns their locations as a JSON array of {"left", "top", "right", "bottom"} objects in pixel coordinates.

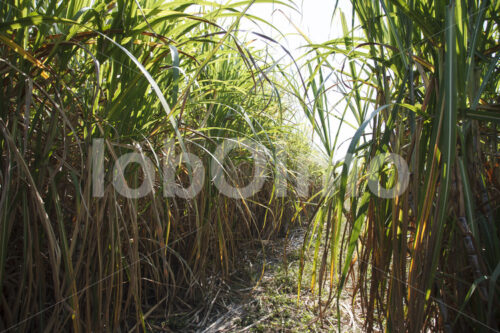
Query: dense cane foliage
[
  {"left": 1, "top": 0, "right": 499, "bottom": 332},
  {"left": 0, "top": 0, "right": 315, "bottom": 331},
  {"left": 295, "top": 0, "right": 500, "bottom": 331}
]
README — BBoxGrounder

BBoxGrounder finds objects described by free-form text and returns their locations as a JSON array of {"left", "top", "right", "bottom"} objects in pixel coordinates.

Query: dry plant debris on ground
[{"left": 155, "top": 227, "right": 366, "bottom": 332}]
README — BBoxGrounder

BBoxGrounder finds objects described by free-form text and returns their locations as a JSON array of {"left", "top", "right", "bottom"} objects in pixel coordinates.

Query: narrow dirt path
[{"left": 195, "top": 227, "right": 363, "bottom": 332}]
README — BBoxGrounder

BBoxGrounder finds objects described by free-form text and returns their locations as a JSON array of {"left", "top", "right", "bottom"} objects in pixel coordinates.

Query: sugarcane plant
[
  {"left": 0, "top": 0, "right": 316, "bottom": 331},
  {"left": 295, "top": 0, "right": 500, "bottom": 331}
]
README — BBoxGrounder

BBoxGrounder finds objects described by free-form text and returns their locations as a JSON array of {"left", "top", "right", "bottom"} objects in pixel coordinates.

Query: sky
[
  {"left": 244, "top": 0, "right": 353, "bottom": 51},
  {"left": 236, "top": 0, "right": 360, "bottom": 162}
]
